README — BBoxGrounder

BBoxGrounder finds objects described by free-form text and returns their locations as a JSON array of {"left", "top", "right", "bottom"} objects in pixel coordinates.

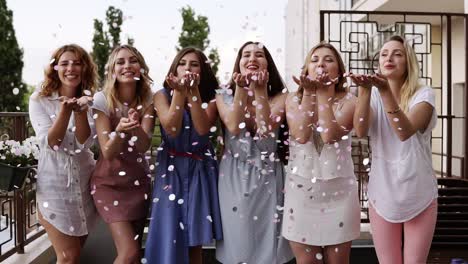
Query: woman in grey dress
[{"left": 215, "top": 41, "right": 293, "bottom": 264}]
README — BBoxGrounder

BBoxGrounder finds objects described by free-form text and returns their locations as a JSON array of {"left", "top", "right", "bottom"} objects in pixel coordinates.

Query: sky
[{"left": 6, "top": 0, "right": 288, "bottom": 90}]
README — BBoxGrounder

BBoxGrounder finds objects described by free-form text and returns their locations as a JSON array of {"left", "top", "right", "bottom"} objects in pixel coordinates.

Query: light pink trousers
[{"left": 369, "top": 200, "right": 437, "bottom": 264}]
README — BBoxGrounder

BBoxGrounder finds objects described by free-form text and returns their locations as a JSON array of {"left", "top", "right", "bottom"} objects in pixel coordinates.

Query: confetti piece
[
  {"left": 43, "top": 202, "right": 49, "bottom": 208},
  {"left": 363, "top": 158, "right": 370, "bottom": 166},
  {"left": 169, "top": 194, "right": 176, "bottom": 201},
  {"left": 238, "top": 122, "right": 246, "bottom": 129},
  {"left": 118, "top": 171, "right": 126, "bottom": 176},
  {"left": 316, "top": 253, "right": 323, "bottom": 260},
  {"left": 206, "top": 215, "right": 213, "bottom": 222}
]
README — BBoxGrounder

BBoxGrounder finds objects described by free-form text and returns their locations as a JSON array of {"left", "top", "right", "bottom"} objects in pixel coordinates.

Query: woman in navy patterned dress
[{"left": 144, "top": 47, "right": 223, "bottom": 264}]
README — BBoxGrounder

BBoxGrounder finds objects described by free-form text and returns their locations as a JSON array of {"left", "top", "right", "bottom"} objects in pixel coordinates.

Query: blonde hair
[
  {"left": 41, "top": 44, "right": 98, "bottom": 97},
  {"left": 102, "top": 45, "right": 153, "bottom": 115},
  {"left": 296, "top": 42, "right": 346, "bottom": 103},
  {"left": 381, "top": 35, "right": 421, "bottom": 112}
]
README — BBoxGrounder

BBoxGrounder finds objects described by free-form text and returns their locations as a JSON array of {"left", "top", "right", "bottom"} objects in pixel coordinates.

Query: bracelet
[{"left": 386, "top": 107, "right": 401, "bottom": 114}]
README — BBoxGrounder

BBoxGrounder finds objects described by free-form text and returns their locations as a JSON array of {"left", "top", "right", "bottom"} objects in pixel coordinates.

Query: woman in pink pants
[{"left": 352, "top": 35, "right": 438, "bottom": 264}]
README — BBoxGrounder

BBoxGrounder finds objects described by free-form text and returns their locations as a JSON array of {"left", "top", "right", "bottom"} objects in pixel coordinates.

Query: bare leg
[
  {"left": 109, "top": 221, "right": 141, "bottom": 264},
  {"left": 323, "top": 241, "right": 352, "bottom": 264},
  {"left": 39, "top": 211, "right": 83, "bottom": 264},
  {"left": 289, "top": 240, "right": 325, "bottom": 264}
]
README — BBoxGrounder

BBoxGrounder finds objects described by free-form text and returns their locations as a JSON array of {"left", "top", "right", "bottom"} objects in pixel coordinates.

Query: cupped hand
[
  {"left": 250, "top": 70, "right": 269, "bottom": 90},
  {"left": 166, "top": 73, "right": 187, "bottom": 93},
  {"left": 115, "top": 116, "right": 140, "bottom": 134},
  {"left": 346, "top": 72, "right": 373, "bottom": 90}
]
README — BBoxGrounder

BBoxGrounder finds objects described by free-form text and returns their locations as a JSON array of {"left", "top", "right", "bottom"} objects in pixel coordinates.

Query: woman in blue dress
[{"left": 144, "top": 47, "right": 223, "bottom": 264}]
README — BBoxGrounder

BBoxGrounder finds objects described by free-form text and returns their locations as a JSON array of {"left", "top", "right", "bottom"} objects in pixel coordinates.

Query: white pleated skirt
[{"left": 282, "top": 173, "right": 361, "bottom": 246}]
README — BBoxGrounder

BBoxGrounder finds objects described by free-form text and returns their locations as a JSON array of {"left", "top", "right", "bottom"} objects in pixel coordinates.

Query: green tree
[
  {"left": 0, "top": 0, "right": 27, "bottom": 112},
  {"left": 91, "top": 19, "right": 110, "bottom": 82},
  {"left": 91, "top": 6, "right": 132, "bottom": 83},
  {"left": 177, "top": 6, "right": 220, "bottom": 76},
  {"left": 106, "top": 6, "right": 123, "bottom": 48}
]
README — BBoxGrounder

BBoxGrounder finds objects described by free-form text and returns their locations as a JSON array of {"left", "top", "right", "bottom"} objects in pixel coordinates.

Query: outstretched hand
[
  {"left": 346, "top": 72, "right": 389, "bottom": 92},
  {"left": 116, "top": 108, "right": 140, "bottom": 134}
]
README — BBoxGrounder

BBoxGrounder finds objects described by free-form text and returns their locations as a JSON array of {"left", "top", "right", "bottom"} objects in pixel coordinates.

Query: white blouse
[
  {"left": 367, "top": 86, "right": 438, "bottom": 222},
  {"left": 29, "top": 91, "right": 98, "bottom": 236}
]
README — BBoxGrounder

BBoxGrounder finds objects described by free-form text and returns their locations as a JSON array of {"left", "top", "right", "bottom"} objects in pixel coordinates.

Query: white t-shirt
[{"left": 367, "top": 86, "right": 438, "bottom": 223}]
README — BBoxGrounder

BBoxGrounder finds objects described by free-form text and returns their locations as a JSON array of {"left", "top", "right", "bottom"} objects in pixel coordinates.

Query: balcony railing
[{"left": 0, "top": 112, "right": 44, "bottom": 262}]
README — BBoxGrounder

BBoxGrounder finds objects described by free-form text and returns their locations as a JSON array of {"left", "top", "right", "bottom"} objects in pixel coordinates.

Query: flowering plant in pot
[{"left": 0, "top": 135, "right": 40, "bottom": 192}]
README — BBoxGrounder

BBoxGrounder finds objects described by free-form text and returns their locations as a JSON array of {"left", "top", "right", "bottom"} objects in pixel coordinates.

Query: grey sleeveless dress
[{"left": 216, "top": 94, "right": 293, "bottom": 264}]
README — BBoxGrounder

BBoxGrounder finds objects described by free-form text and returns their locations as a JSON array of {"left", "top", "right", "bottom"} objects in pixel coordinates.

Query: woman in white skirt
[{"left": 283, "top": 42, "right": 360, "bottom": 264}]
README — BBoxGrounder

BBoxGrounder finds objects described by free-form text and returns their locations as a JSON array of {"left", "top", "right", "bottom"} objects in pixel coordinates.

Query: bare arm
[
  {"left": 216, "top": 73, "right": 250, "bottom": 136},
  {"left": 315, "top": 75, "right": 356, "bottom": 144},
  {"left": 376, "top": 79, "right": 433, "bottom": 141},
  {"left": 154, "top": 75, "right": 186, "bottom": 138},
  {"left": 286, "top": 75, "right": 318, "bottom": 144},
  {"left": 186, "top": 73, "right": 218, "bottom": 135},
  {"left": 128, "top": 106, "right": 156, "bottom": 153},
  {"left": 350, "top": 73, "right": 374, "bottom": 138}
]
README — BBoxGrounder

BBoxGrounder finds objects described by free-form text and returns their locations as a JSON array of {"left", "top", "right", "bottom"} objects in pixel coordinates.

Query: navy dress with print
[{"left": 144, "top": 89, "right": 223, "bottom": 264}]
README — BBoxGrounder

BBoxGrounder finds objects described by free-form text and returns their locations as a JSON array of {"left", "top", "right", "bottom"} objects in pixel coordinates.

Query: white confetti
[
  {"left": 201, "top": 102, "right": 208, "bottom": 109},
  {"left": 43, "top": 202, "right": 49, "bottom": 208},
  {"left": 238, "top": 122, "right": 246, "bottom": 129},
  {"left": 206, "top": 215, "right": 213, "bottom": 222},
  {"left": 316, "top": 253, "right": 323, "bottom": 260},
  {"left": 118, "top": 171, "right": 126, "bottom": 176},
  {"left": 177, "top": 199, "right": 184, "bottom": 205},
  {"left": 168, "top": 165, "right": 174, "bottom": 171},
  {"left": 168, "top": 194, "right": 176, "bottom": 201},
  {"left": 363, "top": 158, "right": 370, "bottom": 166},
  {"left": 12, "top": 88, "right": 19, "bottom": 95},
  {"left": 113, "top": 200, "right": 119, "bottom": 206}
]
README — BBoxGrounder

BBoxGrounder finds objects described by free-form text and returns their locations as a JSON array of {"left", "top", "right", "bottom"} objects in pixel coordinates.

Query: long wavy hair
[
  {"left": 296, "top": 42, "right": 346, "bottom": 103},
  {"left": 40, "top": 44, "right": 98, "bottom": 97},
  {"left": 380, "top": 35, "right": 421, "bottom": 112},
  {"left": 102, "top": 45, "right": 153, "bottom": 115},
  {"left": 163, "top": 47, "right": 218, "bottom": 103},
  {"left": 229, "top": 41, "right": 286, "bottom": 98},
  {"left": 229, "top": 41, "right": 289, "bottom": 164}
]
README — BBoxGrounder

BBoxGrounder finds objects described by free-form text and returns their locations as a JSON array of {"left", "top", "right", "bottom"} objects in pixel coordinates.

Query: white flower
[{"left": 0, "top": 136, "right": 40, "bottom": 167}]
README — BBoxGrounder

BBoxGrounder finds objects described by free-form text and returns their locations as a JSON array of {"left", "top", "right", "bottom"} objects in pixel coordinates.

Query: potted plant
[{"left": 0, "top": 135, "right": 40, "bottom": 192}]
